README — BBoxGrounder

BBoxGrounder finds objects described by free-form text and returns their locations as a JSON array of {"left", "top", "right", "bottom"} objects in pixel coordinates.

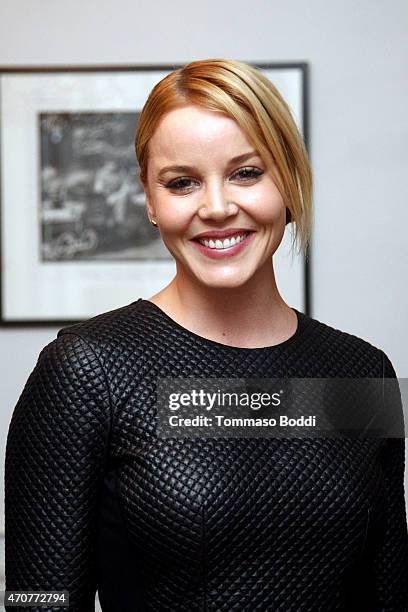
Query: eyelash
[{"left": 165, "top": 167, "right": 264, "bottom": 192}]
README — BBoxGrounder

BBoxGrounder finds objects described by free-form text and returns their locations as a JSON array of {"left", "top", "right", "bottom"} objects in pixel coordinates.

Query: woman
[{"left": 5, "top": 59, "right": 407, "bottom": 611}]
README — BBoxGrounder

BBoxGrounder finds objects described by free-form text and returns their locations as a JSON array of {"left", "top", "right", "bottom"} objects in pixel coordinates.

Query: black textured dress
[{"left": 5, "top": 298, "right": 408, "bottom": 611}]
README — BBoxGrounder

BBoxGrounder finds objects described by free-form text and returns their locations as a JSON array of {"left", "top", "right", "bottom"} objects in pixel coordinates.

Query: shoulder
[
  {"left": 55, "top": 298, "right": 152, "bottom": 362},
  {"left": 34, "top": 331, "right": 111, "bottom": 399},
  {"left": 57, "top": 298, "right": 142, "bottom": 338},
  {"left": 10, "top": 324, "right": 112, "bottom": 436},
  {"left": 298, "top": 311, "right": 390, "bottom": 377}
]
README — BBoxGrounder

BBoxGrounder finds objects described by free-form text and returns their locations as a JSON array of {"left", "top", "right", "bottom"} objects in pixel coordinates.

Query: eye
[
  {"left": 232, "top": 167, "right": 264, "bottom": 182},
  {"left": 165, "top": 166, "right": 264, "bottom": 193},
  {"left": 165, "top": 177, "right": 198, "bottom": 192}
]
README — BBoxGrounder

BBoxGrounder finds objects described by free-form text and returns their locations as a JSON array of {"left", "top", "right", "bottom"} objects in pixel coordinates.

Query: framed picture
[{"left": 0, "top": 62, "right": 310, "bottom": 325}]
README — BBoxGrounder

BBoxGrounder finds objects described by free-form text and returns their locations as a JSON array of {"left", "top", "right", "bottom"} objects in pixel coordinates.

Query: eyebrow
[{"left": 156, "top": 151, "right": 261, "bottom": 177}]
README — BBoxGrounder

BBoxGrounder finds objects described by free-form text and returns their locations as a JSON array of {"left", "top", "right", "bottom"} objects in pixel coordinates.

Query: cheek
[
  {"left": 155, "top": 194, "right": 193, "bottom": 235},
  {"left": 243, "top": 184, "right": 285, "bottom": 224}
]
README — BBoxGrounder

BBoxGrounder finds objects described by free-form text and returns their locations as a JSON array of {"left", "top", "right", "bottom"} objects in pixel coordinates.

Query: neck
[{"left": 148, "top": 261, "right": 296, "bottom": 348}]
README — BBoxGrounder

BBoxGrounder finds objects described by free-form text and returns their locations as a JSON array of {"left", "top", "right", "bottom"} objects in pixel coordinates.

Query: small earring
[{"left": 150, "top": 217, "right": 158, "bottom": 227}]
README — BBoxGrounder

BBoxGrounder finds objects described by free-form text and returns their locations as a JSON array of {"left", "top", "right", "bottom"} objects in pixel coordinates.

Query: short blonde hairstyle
[{"left": 135, "top": 58, "right": 312, "bottom": 257}]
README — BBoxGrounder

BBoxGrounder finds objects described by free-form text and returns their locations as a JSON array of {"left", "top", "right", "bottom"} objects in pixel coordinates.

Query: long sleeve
[
  {"left": 368, "top": 351, "right": 408, "bottom": 609},
  {"left": 5, "top": 332, "right": 111, "bottom": 611}
]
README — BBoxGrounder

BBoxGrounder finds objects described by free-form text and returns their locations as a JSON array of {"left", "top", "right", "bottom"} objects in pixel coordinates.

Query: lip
[
  {"left": 190, "top": 230, "right": 255, "bottom": 260},
  {"left": 191, "top": 228, "right": 255, "bottom": 240}
]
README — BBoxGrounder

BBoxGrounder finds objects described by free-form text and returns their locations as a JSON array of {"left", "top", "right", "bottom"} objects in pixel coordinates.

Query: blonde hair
[{"left": 135, "top": 58, "right": 312, "bottom": 257}]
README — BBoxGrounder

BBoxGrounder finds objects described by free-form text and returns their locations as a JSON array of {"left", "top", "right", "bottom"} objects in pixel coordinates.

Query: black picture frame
[{"left": 0, "top": 61, "right": 311, "bottom": 326}]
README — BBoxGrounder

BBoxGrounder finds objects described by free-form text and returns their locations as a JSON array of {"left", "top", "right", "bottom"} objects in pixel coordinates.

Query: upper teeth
[{"left": 198, "top": 232, "right": 248, "bottom": 249}]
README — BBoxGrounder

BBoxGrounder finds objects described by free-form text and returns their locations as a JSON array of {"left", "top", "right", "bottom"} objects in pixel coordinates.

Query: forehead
[{"left": 148, "top": 105, "right": 253, "bottom": 160}]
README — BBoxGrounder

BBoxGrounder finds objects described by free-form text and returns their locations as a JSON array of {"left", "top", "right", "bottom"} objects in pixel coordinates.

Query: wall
[{"left": 1, "top": 0, "right": 407, "bottom": 588}]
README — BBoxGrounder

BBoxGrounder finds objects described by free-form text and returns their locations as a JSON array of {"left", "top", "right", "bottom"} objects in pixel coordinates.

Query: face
[{"left": 143, "top": 104, "right": 286, "bottom": 290}]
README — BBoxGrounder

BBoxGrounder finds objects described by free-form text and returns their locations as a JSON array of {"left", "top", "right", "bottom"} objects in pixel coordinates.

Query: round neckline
[{"left": 137, "top": 298, "right": 307, "bottom": 352}]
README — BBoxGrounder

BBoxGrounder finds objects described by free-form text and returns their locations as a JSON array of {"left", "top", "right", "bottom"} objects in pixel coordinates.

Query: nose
[{"left": 197, "top": 182, "right": 239, "bottom": 221}]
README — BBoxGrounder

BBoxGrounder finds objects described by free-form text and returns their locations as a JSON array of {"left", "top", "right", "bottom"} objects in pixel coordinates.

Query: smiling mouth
[{"left": 193, "top": 231, "right": 252, "bottom": 250}]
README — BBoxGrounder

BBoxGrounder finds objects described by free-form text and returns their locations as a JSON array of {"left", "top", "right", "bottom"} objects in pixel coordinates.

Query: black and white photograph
[{"left": 40, "top": 112, "right": 169, "bottom": 261}]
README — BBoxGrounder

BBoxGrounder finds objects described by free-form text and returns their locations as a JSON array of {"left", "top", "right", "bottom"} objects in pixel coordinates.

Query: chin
[{"left": 194, "top": 270, "right": 254, "bottom": 290}]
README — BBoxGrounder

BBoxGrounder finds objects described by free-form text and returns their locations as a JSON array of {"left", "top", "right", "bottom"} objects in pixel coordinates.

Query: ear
[{"left": 142, "top": 183, "right": 156, "bottom": 221}]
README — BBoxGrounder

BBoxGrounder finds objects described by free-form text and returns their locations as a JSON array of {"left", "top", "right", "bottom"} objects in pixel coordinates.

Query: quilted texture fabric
[{"left": 5, "top": 298, "right": 408, "bottom": 611}]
